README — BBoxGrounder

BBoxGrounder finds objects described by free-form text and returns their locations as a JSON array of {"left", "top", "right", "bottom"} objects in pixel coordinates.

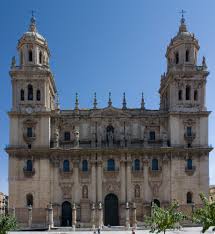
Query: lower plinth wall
[{"left": 9, "top": 203, "right": 202, "bottom": 229}]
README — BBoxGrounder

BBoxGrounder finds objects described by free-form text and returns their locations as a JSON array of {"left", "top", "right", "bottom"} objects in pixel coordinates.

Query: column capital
[
  {"left": 73, "top": 160, "right": 79, "bottom": 167},
  {"left": 142, "top": 156, "right": 149, "bottom": 165}
]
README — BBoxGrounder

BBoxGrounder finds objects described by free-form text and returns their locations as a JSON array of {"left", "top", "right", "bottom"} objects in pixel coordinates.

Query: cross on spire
[
  {"left": 29, "top": 10, "right": 37, "bottom": 32},
  {"left": 179, "top": 9, "right": 186, "bottom": 24},
  {"left": 31, "top": 10, "right": 36, "bottom": 18}
]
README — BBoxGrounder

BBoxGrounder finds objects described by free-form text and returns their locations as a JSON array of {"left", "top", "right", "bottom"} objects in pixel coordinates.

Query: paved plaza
[{"left": 8, "top": 227, "right": 215, "bottom": 234}]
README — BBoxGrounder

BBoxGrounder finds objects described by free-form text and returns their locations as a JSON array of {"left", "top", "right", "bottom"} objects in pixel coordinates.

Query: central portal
[
  {"left": 61, "top": 201, "right": 72, "bottom": 226},
  {"left": 104, "top": 193, "right": 119, "bottom": 226}
]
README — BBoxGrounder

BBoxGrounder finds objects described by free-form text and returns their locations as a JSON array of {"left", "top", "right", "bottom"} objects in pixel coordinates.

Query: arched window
[
  {"left": 27, "top": 127, "right": 33, "bottom": 138},
  {"left": 152, "top": 159, "right": 159, "bottom": 171},
  {"left": 186, "top": 85, "right": 191, "bottom": 100},
  {"left": 26, "top": 160, "right": 33, "bottom": 172},
  {"left": 36, "top": 90, "right": 41, "bottom": 101},
  {"left": 134, "top": 159, "right": 140, "bottom": 171},
  {"left": 175, "top": 52, "right": 179, "bottom": 64},
  {"left": 63, "top": 160, "right": 70, "bottom": 172},
  {"left": 20, "top": 51, "right": 24, "bottom": 65},
  {"left": 20, "top": 89, "right": 25, "bottom": 101},
  {"left": 82, "top": 160, "right": 88, "bottom": 172},
  {"left": 28, "top": 50, "right": 33, "bottom": 62},
  {"left": 194, "top": 90, "right": 198, "bottom": 101},
  {"left": 186, "top": 50, "right": 189, "bottom": 62},
  {"left": 39, "top": 51, "right": 42, "bottom": 64},
  {"left": 28, "top": 84, "right": 33, "bottom": 100},
  {"left": 149, "top": 131, "right": 156, "bottom": 141},
  {"left": 178, "top": 90, "right": 182, "bottom": 100},
  {"left": 187, "top": 192, "right": 193, "bottom": 204},
  {"left": 186, "top": 126, "right": 192, "bottom": 137},
  {"left": 187, "top": 159, "right": 193, "bottom": 170},
  {"left": 64, "top": 132, "right": 70, "bottom": 141},
  {"left": 107, "top": 159, "right": 115, "bottom": 171},
  {"left": 26, "top": 194, "right": 33, "bottom": 207}
]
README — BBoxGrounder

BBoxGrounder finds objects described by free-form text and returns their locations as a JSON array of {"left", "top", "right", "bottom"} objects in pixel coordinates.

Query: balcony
[
  {"left": 23, "top": 167, "right": 35, "bottom": 177},
  {"left": 185, "top": 166, "right": 196, "bottom": 176},
  {"left": 148, "top": 167, "right": 162, "bottom": 177},
  {"left": 184, "top": 133, "right": 196, "bottom": 142},
  {"left": 23, "top": 133, "right": 36, "bottom": 143},
  {"left": 59, "top": 168, "right": 73, "bottom": 178}
]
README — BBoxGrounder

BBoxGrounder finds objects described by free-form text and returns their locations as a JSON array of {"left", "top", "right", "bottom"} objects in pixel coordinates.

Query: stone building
[
  {"left": 0, "top": 192, "right": 8, "bottom": 215},
  {"left": 6, "top": 15, "right": 212, "bottom": 228}
]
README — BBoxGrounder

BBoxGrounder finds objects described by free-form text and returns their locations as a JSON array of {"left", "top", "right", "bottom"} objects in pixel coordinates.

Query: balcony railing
[
  {"left": 185, "top": 166, "right": 196, "bottom": 176},
  {"left": 23, "top": 167, "right": 35, "bottom": 177}
]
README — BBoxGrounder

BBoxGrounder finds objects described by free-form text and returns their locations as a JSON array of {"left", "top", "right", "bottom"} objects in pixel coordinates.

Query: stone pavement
[{"left": 8, "top": 227, "right": 215, "bottom": 234}]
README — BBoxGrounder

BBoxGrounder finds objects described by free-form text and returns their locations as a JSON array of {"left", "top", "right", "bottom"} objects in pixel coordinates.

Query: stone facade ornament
[
  {"left": 72, "top": 203, "right": 77, "bottom": 231},
  {"left": 47, "top": 203, "right": 54, "bottom": 229},
  {"left": 125, "top": 202, "right": 130, "bottom": 229},
  {"left": 98, "top": 202, "right": 103, "bottom": 229},
  {"left": 28, "top": 205, "right": 32, "bottom": 228},
  {"left": 132, "top": 202, "right": 137, "bottom": 229},
  {"left": 91, "top": 203, "right": 96, "bottom": 230}
]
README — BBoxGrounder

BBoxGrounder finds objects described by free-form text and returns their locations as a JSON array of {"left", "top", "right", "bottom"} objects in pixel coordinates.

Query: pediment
[{"left": 90, "top": 106, "right": 131, "bottom": 118}]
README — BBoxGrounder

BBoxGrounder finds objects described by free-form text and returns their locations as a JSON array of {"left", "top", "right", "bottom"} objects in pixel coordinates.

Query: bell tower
[
  {"left": 9, "top": 16, "right": 57, "bottom": 148},
  {"left": 10, "top": 15, "right": 57, "bottom": 113},
  {"left": 159, "top": 15, "right": 210, "bottom": 147},
  {"left": 159, "top": 14, "right": 209, "bottom": 112}
]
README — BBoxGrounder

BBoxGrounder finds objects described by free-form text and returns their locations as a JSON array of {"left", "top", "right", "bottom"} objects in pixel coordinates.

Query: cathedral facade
[{"left": 6, "top": 15, "right": 212, "bottom": 228}]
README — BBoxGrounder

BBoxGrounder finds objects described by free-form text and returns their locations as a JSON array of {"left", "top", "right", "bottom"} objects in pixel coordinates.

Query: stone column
[
  {"left": 48, "top": 203, "right": 54, "bottom": 229},
  {"left": 125, "top": 202, "right": 130, "bottom": 229},
  {"left": 132, "top": 203, "right": 137, "bottom": 229},
  {"left": 126, "top": 157, "right": 132, "bottom": 202},
  {"left": 91, "top": 159, "right": 97, "bottom": 203},
  {"left": 143, "top": 156, "right": 150, "bottom": 218},
  {"left": 143, "top": 157, "right": 149, "bottom": 202},
  {"left": 28, "top": 205, "right": 32, "bottom": 228},
  {"left": 72, "top": 203, "right": 77, "bottom": 231},
  {"left": 97, "top": 158, "right": 103, "bottom": 202},
  {"left": 120, "top": 157, "right": 126, "bottom": 203},
  {"left": 73, "top": 160, "right": 79, "bottom": 203},
  {"left": 98, "top": 202, "right": 103, "bottom": 229},
  {"left": 91, "top": 203, "right": 96, "bottom": 230}
]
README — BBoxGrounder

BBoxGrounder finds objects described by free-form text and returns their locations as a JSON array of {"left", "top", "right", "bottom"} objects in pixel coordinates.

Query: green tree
[
  {"left": 0, "top": 214, "right": 18, "bottom": 234},
  {"left": 145, "top": 201, "right": 186, "bottom": 234},
  {"left": 192, "top": 193, "right": 215, "bottom": 233}
]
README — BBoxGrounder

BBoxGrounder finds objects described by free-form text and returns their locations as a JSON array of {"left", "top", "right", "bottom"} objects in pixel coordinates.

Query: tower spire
[
  {"left": 122, "top": 92, "right": 127, "bottom": 109},
  {"left": 93, "top": 92, "right": 97, "bottom": 109},
  {"left": 29, "top": 10, "right": 37, "bottom": 32},
  {"left": 178, "top": 10, "right": 187, "bottom": 33},
  {"left": 108, "top": 92, "right": 112, "bottom": 107},
  {"left": 141, "top": 92, "right": 145, "bottom": 109},
  {"left": 75, "top": 93, "right": 79, "bottom": 110}
]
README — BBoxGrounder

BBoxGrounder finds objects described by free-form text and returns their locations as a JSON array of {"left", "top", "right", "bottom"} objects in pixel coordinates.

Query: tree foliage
[
  {"left": 0, "top": 214, "right": 18, "bottom": 234},
  {"left": 192, "top": 193, "right": 215, "bottom": 233},
  {"left": 145, "top": 201, "right": 186, "bottom": 234}
]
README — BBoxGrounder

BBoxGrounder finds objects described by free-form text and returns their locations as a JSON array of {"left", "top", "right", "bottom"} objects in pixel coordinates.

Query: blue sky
[{"left": 0, "top": 0, "right": 215, "bottom": 194}]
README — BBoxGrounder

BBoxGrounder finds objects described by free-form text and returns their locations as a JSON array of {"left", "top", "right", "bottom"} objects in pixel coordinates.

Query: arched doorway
[
  {"left": 104, "top": 193, "right": 119, "bottom": 226},
  {"left": 61, "top": 201, "right": 72, "bottom": 226}
]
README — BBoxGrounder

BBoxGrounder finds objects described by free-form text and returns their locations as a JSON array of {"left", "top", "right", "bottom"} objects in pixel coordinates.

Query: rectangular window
[
  {"left": 149, "top": 131, "right": 156, "bottom": 141},
  {"left": 27, "top": 127, "right": 33, "bottom": 138},
  {"left": 64, "top": 132, "right": 71, "bottom": 141},
  {"left": 187, "top": 127, "right": 192, "bottom": 137}
]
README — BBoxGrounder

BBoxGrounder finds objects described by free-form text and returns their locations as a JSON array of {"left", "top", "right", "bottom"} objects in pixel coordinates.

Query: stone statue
[
  {"left": 74, "top": 130, "right": 79, "bottom": 147},
  {"left": 11, "top": 56, "right": 16, "bottom": 69},
  {"left": 82, "top": 185, "right": 88, "bottom": 199},
  {"left": 54, "top": 128, "right": 59, "bottom": 148}
]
